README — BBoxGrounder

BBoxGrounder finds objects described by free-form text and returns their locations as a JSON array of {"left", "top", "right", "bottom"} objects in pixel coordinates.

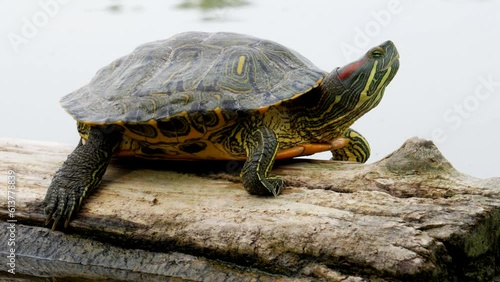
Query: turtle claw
[
  {"left": 43, "top": 127, "right": 120, "bottom": 230},
  {"left": 242, "top": 176, "right": 284, "bottom": 196},
  {"left": 43, "top": 175, "right": 83, "bottom": 230},
  {"left": 49, "top": 215, "right": 61, "bottom": 231},
  {"left": 44, "top": 210, "right": 54, "bottom": 228},
  {"left": 43, "top": 181, "right": 75, "bottom": 230},
  {"left": 264, "top": 178, "right": 284, "bottom": 197}
]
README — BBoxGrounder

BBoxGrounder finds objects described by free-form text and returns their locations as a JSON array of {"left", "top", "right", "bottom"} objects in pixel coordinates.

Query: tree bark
[{"left": 0, "top": 137, "right": 498, "bottom": 281}]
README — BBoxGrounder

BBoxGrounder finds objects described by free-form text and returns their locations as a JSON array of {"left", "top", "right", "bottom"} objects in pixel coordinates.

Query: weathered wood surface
[{"left": 0, "top": 137, "right": 498, "bottom": 281}]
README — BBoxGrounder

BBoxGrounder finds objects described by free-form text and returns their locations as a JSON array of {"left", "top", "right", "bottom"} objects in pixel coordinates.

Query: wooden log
[{"left": 0, "top": 137, "right": 498, "bottom": 281}]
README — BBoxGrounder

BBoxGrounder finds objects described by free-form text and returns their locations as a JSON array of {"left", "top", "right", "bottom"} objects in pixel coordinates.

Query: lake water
[{"left": 2, "top": 0, "right": 499, "bottom": 178}]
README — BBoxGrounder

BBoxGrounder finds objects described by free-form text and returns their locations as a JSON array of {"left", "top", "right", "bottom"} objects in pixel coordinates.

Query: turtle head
[
  {"left": 330, "top": 41, "right": 399, "bottom": 114},
  {"left": 307, "top": 41, "right": 399, "bottom": 142}
]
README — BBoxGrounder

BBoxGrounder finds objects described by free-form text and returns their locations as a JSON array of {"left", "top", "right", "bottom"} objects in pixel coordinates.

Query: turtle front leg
[
  {"left": 44, "top": 126, "right": 122, "bottom": 230},
  {"left": 330, "top": 128, "right": 371, "bottom": 163},
  {"left": 241, "top": 126, "right": 283, "bottom": 196}
]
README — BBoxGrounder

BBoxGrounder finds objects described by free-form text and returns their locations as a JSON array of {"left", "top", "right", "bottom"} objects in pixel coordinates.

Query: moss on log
[{"left": 0, "top": 137, "right": 498, "bottom": 281}]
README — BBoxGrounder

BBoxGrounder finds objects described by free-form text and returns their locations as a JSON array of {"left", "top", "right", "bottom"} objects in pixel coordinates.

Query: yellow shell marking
[{"left": 237, "top": 55, "right": 246, "bottom": 75}]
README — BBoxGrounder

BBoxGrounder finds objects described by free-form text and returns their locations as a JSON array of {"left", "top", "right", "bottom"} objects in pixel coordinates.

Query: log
[{"left": 0, "top": 137, "right": 498, "bottom": 281}]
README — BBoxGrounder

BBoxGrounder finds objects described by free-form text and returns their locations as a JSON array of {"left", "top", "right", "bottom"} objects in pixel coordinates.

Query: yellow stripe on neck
[{"left": 359, "top": 61, "right": 378, "bottom": 102}]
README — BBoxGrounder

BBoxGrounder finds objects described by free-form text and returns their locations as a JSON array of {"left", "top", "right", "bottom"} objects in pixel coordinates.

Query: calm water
[{"left": 1, "top": 0, "right": 499, "bottom": 178}]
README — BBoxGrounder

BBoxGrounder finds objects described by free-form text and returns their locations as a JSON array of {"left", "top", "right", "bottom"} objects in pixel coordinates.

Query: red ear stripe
[{"left": 337, "top": 58, "right": 366, "bottom": 80}]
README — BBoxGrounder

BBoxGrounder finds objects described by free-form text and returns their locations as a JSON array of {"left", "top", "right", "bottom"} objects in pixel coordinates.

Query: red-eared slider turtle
[{"left": 44, "top": 32, "right": 400, "bottom": 229}]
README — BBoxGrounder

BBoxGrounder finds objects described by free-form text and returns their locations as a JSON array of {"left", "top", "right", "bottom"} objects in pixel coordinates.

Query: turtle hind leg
[
  {"left": 241, "top": 126, "right": 283, "bottom": 196},
  {"left": 44, "top": 126, "right": 122, "bottom": 230},
  {"left": 330, "top": 128, "right": 371, "bottom": 163}
]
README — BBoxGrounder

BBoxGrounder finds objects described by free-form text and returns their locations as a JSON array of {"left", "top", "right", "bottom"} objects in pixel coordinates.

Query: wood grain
[{"left": 0, "top": 137, "right": 498, "bottom": 281}]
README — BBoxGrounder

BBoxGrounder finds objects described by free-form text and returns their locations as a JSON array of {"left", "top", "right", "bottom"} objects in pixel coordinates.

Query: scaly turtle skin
[{"left": 44, "top": 32, "right": 400, "bottom": 229}]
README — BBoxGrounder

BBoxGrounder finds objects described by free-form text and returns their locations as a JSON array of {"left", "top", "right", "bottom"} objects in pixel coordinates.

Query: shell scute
[{"left": 61, "top": 32, "right": 326, "bottom": 124}]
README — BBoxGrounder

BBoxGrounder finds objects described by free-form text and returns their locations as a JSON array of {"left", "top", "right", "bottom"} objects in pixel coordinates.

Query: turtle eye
[{"left": 370, "top": 48, "right": 385, "bottom": 59}]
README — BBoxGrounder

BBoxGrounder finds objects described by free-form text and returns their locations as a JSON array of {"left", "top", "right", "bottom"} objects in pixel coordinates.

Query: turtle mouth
[{"left": 382, "top": 54, "right": 400, "bottom": 71}]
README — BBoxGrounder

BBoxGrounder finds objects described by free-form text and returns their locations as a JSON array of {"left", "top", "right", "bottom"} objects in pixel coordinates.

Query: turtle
[{"left": 44, "top": 31, "right": 400, "bottom": 229}]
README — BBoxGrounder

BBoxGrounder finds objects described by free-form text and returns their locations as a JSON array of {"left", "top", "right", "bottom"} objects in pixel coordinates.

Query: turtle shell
[{"left": 61, "top": 32, "right": 326, "bottom": 124}]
